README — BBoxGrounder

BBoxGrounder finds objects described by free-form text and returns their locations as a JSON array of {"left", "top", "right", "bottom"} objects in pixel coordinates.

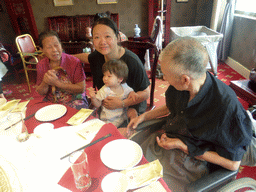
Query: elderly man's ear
[{"left": 181, "top": 74, "right": 191, "bottom": 89}]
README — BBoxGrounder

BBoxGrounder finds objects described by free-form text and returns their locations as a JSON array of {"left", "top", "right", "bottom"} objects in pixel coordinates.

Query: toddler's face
[{"left": 103, "top": 70, "right": 123, "bottom": 88}]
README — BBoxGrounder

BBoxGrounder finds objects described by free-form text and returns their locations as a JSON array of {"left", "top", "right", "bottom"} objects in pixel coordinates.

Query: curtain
[{"left": 217, "top": 0, "right": 236, "bottom": 61}]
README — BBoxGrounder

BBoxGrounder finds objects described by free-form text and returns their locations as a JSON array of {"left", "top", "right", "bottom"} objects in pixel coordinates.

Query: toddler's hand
[{"left": 87, "top": 87, "right": 96, "bottom": 98}]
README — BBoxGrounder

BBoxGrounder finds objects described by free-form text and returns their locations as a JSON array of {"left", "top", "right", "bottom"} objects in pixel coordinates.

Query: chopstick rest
[{"left": 60, "top": 133, "right": 111, "bottom": 160}]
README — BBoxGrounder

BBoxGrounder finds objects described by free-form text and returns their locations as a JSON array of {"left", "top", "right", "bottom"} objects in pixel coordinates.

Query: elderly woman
[{"left": 36, "top": 31, "right": 88, "bottom": 109}]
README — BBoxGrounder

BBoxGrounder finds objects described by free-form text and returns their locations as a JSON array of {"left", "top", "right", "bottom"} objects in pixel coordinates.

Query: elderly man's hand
[
  {"left": 156, "top": 133, "right": 188, "bottom": 153},
  {"left": 103, "top": 96, "right": 122, "bottom": 109}
]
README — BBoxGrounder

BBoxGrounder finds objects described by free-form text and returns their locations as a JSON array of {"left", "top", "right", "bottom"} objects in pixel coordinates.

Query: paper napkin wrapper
[
  {"left": 76, "top": 119, "right": 105, "bottom": 140},
  {"left": 0, "top": 99, "right": 21, "bottom": 112},
  {"left": 11, "top": 100, "right": 30, "bottom": 113},
  {"left": 121, "top": 159, "right": 163, "bottom": 189},
  {"left": 67, "top": 108, "right": 94, "bottom": 126}
]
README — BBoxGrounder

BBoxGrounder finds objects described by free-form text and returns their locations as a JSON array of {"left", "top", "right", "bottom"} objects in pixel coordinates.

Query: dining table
[{"left": 0, "top": 99, "right": 171, "bottom": 192}]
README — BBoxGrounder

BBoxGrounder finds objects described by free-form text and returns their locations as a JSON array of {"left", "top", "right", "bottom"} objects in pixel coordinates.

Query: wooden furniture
[
  {"left": 48, "top": 14, "right": 119, "bottom": 43},
  {"left": 230, "top": 80, "right": 256, "bottom": 106},
  {"left": 120, "top": 41, "right": 159, "bottom": 111},
  {"left": 148, "top": 0, "right": 171, "bottom": 48},
  {"left": 3, "top": 0, "right": 39, "bottom": 43},
  {"left": 15, "top": 34, "right": 41, "bottom": 92}
]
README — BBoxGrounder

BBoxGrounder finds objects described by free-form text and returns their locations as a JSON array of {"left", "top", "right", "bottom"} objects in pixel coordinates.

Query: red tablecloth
[
  {"left": 58, "top": 123, "right": 171, "bottom": 192},
  {"left": 24, "top": 99, "right": 171, "bottom": 191},
  {"left": 24, "top": 99, "right": 79, "bottom": 133}
]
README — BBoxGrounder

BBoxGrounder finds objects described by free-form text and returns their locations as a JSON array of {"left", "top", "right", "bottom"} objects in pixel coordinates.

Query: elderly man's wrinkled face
[{"left": 160, "top": 58, "right": 185, "bottom": 91}]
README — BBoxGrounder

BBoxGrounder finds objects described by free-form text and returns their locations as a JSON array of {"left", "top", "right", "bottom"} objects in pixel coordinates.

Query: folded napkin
[
  {"left": 121, "top": 159, "right": 163, "bottom": 190},
  {"left": 11, "top": 100, "right": 30, "bottom": 113},
  {"left": 0, "top": 99, "right": 21, "bottom": 112},
  {"left": 67, "top": 108, "right": 94, "bottom": 126}
]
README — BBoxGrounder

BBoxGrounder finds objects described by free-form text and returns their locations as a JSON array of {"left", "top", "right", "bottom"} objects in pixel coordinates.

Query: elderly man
[{"left": 127, "top": 37, "right": 252, "bottom": 191}]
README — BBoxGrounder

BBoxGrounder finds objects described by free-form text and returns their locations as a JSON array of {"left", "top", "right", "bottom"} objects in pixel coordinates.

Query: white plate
[
  {"left": 34, "top": 123, "right": 54, "bottom": 136},
  {"left": 35, "top": 104, "right": 67, "bottom": 122},
  {"left": 100, "top": 139, "right": 143, "bottom": 170},
  {"left": 101, "top": 172, "right": 128, "bottom": 192}
]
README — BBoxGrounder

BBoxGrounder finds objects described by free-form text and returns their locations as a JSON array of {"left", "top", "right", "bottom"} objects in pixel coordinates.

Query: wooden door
[
  {"left": 148, "top": 0, "right": 171, "bottom": 48},
  {"left": 3, "top": 0, "right": 38, "bottom": 43}
]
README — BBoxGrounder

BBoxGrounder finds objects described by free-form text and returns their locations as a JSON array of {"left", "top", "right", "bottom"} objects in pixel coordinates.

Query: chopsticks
[
  {"left": 60, "top": 133, "right": 111, "bottom": 160},
  {"left": 4, "top": 112, "right": 35, "bottom": 131}
]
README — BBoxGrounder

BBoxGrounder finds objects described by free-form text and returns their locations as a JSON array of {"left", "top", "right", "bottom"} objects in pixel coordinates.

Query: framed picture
[
  {"left": 97, "top": 0, "right": 118, "bottom": 4},
  {"left": 53, "top": 0, "right": 73, "bottom": 6},
  {"left": 176, "top": 0, "right": 188, "bottom": 2}
]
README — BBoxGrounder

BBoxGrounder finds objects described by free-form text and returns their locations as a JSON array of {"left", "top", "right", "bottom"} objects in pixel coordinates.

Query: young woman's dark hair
[
  {"left": 91, "top": 17, "right": 119, "bottom": 39},
  {"left": 94, "top": 11, "right": 111, "bottom": 22}
]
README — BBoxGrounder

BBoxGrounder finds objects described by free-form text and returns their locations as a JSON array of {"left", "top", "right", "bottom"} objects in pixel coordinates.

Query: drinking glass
[
  {"left": 69, "top": 151, "right": 91, "bottom": 190},
  {"left": 15, "top": 112, "right": 29, "bottom": 142}
]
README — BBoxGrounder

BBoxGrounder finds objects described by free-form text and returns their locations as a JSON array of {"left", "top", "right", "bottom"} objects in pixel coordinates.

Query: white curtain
[{"left": 217, "top": 0, "right": 236, "bottom": 61}]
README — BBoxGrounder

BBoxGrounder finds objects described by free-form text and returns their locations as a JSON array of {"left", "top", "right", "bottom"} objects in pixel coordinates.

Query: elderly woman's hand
[
  {"left": 43, "top": 70, "right": 58, "bottom": 86},
  {"left": 102, "top": 96, "right": 122, "bottom": 109}
]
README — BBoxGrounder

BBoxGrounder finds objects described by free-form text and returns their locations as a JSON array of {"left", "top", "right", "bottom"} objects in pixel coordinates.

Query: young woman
[
  {"left": 36, "top": 31, "right": 88, "bottom": 109},
  {"left": 74, "top": 18, "right": 150, "bottom": 122}
]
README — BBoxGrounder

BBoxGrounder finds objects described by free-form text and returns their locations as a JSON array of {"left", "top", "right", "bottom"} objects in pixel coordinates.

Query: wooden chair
[
  {"left": 128, "top": 17, "right": 162, "bottom": 78},
  {"left": 15, "top": 34, "right": 42, "bottom": 92},
  {"left": 120, "top": 41, "right": 159, "bottom": 111}
]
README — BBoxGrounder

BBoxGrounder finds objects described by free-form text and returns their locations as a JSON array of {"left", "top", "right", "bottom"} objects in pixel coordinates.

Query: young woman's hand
[{"left": 128, "top": 91, "right": 139, "bottom": 102}]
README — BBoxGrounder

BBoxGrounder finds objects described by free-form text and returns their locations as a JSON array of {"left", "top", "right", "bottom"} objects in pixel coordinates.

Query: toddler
[{"left": 88, "top": 59, "right": 138, "bottom": 127}]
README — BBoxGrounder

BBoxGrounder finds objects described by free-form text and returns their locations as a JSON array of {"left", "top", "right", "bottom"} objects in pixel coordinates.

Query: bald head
[{"left": 160, "top": 37, "right": 209, "bottom": 79}]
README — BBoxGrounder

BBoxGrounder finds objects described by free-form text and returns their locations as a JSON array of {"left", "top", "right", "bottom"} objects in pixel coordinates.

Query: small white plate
[
  {"left": 100, "top": 139, "right": 143, "bottom": 170},
  {"left": 35, "top": 104, "right": 67, "bottom": 122},
  {"left": 101, "top": 172, "right": 128, "bottom": 192},
  {"left": 34, "top": 123, "right": 54, "bottom": 136}
]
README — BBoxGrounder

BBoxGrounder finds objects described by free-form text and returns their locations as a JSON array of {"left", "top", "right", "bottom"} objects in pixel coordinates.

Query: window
[{"left": 235, "top": 0, "right": 256, "bottom": 17}]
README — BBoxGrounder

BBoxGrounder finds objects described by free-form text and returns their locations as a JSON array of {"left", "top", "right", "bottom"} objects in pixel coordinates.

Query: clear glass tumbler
[{"left": 69, "top": 151, "right": 91, "bottom": 190}]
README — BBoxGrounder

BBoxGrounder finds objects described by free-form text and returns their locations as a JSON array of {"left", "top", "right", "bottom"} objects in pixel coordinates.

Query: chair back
[
  {"left": 120, "top": 41, "right": 159, "bottom": 110},
  {"left": 15, "top": 34, "right": 37, "bottom": 54},
  {"left": 150, "top": 17, "right": 161, "bottom": 45},
  {"left": 15, "top": 34, "right": 39, "bottom": 93}
]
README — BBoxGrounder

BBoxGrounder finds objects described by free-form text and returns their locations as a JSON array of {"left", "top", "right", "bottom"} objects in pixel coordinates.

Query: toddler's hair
[{"left": 102, "top": 59, "right": 129, "bottom": 84}]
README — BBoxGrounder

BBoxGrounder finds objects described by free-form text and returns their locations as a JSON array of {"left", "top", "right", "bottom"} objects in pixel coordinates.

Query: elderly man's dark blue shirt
[{"left": 164, "top": 72, "right": 252, "bottom": 161}]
